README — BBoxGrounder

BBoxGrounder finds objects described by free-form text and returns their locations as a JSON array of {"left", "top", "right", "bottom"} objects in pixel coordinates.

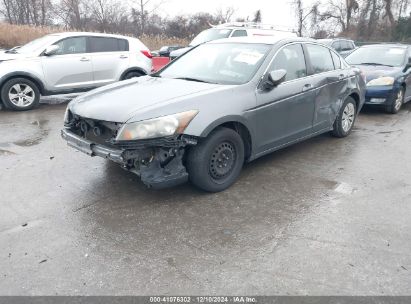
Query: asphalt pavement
[{"left": 0, "top": 98, "right": 410, "bottom": 295}]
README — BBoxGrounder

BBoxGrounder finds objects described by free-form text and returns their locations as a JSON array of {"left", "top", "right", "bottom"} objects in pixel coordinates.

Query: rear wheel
[
  {"left": 385, "top": 88, "right": 404, "bottom": 114},
  {"left": 332, "top": 96, "right": 357, "bottom": 138},
  {"left": 1, "top": 78, "right": 40, "bottom": 111},
  {"left": 186, "top": 127, "right": 244, "bottom": 192}
]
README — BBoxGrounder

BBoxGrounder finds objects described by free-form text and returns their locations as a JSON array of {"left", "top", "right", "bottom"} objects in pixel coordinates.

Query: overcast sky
[{"left": 154, "top": 0, "right": 317, "bottom": 31}]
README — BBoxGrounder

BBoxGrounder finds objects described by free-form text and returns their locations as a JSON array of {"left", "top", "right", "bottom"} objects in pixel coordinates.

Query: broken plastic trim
[
  {"left": 62, "top": 128, "right": 198, "bottom": 189},
  {"left": 137, "top": 148, "right": 189, "bottom": 189},
  {"left": 112, "top": 134, "right": 198, "bottom": 150}
]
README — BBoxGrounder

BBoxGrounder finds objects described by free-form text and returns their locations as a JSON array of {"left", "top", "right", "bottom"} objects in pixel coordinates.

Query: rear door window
[
  {"left": 117, "top": 39, "right": 129, "bottom": 51},
  {"left": 306, "top": 44, "right": 335, "bottom": 74},
  {"left": 89, "top": 37, "right": 129, "bottom": 52}
]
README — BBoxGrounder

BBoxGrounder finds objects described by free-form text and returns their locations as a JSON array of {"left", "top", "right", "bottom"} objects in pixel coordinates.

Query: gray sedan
[{"left": 62, "top": 37, "right": 366, "bottom": 192}]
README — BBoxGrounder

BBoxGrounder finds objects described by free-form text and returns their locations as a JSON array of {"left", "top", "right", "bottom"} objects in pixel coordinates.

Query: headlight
[
  {"left": 367, "top": 77, "right": 395, "bottom": 87},
  {"left": 63, "top": 108, "right": 71, "bottom": 124},
  {"left": 116, "top": 110, "right": 198, "bottom": 141}
]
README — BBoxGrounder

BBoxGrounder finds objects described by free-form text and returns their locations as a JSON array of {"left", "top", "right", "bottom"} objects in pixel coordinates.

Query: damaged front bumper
[{"left": 61, "top": 128, "right": 197, "bottom": 189}]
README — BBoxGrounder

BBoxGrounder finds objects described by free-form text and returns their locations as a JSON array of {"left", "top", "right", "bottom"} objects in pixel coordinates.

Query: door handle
[
  {"left": 80, "top": 57, "right": 90, "bottom": 62},
  {"left": 302, "top": 84, "right": 313, "bottom": 92},
  {"left": 339, "top": 74, "right": 345, "bottom": 80},
  {"left": 119, "top": 55, "right": 128, "bottom": 59}
]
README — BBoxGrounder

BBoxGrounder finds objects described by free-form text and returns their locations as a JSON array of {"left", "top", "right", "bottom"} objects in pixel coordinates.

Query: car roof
[
  {"left": 360, "top": 43, "right": 410, "bottom": 48},
  {"left": 208, "top": 36, "right": 315, "bottom": 45},
  {"left": 319, "top": 38, "right": 353, "bottom": 41},
  {"left": 47, "top": 32, "right": 134, "bottom": 40}
]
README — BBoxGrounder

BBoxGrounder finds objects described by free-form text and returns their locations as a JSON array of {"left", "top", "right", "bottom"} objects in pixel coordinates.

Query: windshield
[
  {"left": 15, "top": 35, "right": 58, "bottom": 54},
  {"left": 158, "top": 43, "right": 271, "bottom": 85},
  {"left": 190, "top": 28, "right": 233, "bottom": 46},
  {"left": 345, "top": 46, "right": 406, "bottom": 67}
]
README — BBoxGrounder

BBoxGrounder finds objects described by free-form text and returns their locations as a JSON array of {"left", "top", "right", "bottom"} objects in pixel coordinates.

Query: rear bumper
[{"left": 61, "top": 129, "right": 189, "bottom": 189}]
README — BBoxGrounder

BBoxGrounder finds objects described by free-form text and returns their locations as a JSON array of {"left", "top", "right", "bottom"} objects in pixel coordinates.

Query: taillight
[{"left": 141, "top": 50, "right": 153, "bottom": 59}]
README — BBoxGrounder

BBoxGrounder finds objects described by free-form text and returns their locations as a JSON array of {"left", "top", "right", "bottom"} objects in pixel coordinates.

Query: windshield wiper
[
  {"left": 5, "top": 50, "right": 17, "bottom": 54},
  {"left": 359, "top": 62, "right": 394, "bottom": 67},
  {"left": 174, "top": 77, "right": 215, "bottom": 84}
]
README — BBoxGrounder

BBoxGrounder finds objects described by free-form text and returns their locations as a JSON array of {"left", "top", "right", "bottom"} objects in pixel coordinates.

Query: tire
[
  {"left": 332, "top": 96, "right": 357, "bottom": 138},
  {"left": 122, "top": 71, "right": 144, "bottom": 80},
  {"left": 385, "top": 88, "right": 404, "bottom": 114},
  {"left": 186, "top": 127, "right": 245, "bottom": 192},
  {"left": 1, "top": 78, "right": 40, "bottom": 111}
]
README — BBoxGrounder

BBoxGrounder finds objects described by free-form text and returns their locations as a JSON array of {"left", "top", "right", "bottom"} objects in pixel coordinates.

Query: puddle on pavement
[
  {"left": 334, "top": 182, "right": 356, "bottom": 195},
  {"left": 0, "top": 149, "right": 16, "bottom": 155},
  {"left": 11, "top": 119, "right": 50, "bottom": 147}
]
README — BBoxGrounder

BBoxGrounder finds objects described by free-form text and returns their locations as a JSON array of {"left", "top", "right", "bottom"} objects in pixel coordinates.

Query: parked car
[
  {"left": 151, "top": 46, "right": 184, "bottom": 72},
  {"left": 345, "top": 44, "right": 411, "bottom": 114},
  {"left": 318, "top": 38, "right": 357, "bottom": 58},
  {"left": 0, "top": 32, "right": 152, "bottom": 111},
  {"left": 157, "top": 45, "right": 184, "bottom": 57},
  {"left": 4, "top": 46, "right": 21, "bottom": 53},
  {"left": 169, "top": 22, "right": 298, "bottom": 60},
  {"left": 62, "top": 37, "right": 365, "bottom": 192}
]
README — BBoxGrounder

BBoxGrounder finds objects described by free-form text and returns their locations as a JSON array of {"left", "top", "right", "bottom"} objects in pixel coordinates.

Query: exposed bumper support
[
  {"left": 61, "top": 128, "right": 125, "bottom": 164},
  {"left": 61, "top": 129, "right": 190, "bottom": 189}
]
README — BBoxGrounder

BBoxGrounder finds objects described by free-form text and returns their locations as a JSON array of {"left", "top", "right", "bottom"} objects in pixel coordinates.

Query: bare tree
[
  {"left": 0, "top": 0, "right": 52, "bottom": 25},
  {"left": 215, "top": 6, "right": 236, "bottom": 23},
  {"left": 87, "top": 0, "right": 127, "bottom": 32},
  {"left": 55, "top": 0, "right": 89, "bottom": 30},
  {"left": 383, "top": 0, "right": 394, "bottom": 25},
  {"left": 252, "top": 9, "right": 262, "bottom": 23},
  {"left": 314, "top": 0, "right": 359, "bottom": 33},
  {"left": 134, "top": 0, "right": 165, "bottom": 34},
  {"left": 398, "top": 0, "right": 410, "bottom": 19},
  {"left": 292, "top": 0, "right": 318, "bottom": 37}
]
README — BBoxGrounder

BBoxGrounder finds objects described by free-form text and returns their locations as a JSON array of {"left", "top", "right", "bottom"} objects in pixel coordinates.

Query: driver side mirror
[
  {"left": 262, "top": 69, "right": 287, "bottom": 91},
  {"left": 44, "top": 45, "right": 60, "bottom": 56}
]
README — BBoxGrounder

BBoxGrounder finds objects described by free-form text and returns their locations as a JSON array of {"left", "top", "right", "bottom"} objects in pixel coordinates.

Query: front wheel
[
  {"left": 186, "top": 127, "right": 244, "bottom": 192},
  {"left": 385, "top": 88, "right": 404, "bottom": 114},
  {"left": 1, "top": 78, "right": 40, "bottom": 111},
  {"left": 332, "top": 96, "right": 357, "bottom": 138}
]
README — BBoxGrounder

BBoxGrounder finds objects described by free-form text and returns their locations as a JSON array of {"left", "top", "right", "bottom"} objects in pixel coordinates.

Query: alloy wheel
[
  {"left": 342, "top": 102, "right": 355, "bottom": 133},
  {"left": 8, "top": 83, "right": 36, "bottom": 108},
  {"left": 394, "top": 90, "right": 404, "bottom": 112}
]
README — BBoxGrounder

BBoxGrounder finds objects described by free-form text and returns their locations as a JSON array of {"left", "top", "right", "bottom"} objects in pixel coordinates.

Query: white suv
[{"left": 0, "top": 32, "right": 152, "bottom": 111}]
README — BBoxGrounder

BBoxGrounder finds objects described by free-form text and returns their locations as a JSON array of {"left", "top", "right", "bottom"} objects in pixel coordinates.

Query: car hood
[
  {"left": 0, "top": 52, "right": 30, "bottom": 61},
  {"left": 169, "top": 47, "right": 192, "bottom": 58},
  {"left": 352, "top": 64, "right": 402, "bottom": 82},
  {"left": 69, "top": 76, "right": 224, "bottom": 123}
]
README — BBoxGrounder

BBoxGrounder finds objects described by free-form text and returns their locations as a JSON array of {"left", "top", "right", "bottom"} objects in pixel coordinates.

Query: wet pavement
[{"left": 0, "top": 99, "right": 411, "bottom": 295}]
